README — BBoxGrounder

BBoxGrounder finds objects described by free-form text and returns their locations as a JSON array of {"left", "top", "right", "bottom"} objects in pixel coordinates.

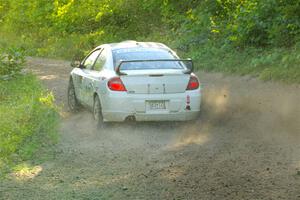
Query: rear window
[{"left": 112, "top": 48, "right": 183, "bottom": 70}]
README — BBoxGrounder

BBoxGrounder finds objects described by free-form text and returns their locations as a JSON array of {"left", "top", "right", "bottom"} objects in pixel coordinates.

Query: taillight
[
  {"left": 108, "top": 77, "right": 127, "bottom": 91},
  {"left": 186, "top": 75, "right": 200, "bottom": 90}
]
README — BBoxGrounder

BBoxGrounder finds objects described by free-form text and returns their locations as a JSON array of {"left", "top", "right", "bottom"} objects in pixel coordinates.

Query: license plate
[{"left": 149, "top": 101, "right": 166, "bottom": 110}]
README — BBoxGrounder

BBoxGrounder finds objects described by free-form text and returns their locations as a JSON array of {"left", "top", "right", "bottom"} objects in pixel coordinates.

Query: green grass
[
  {"left": 181, "top": 43, "right": 300, "bottom": 84},
  {"left": 0, "top": 74, "right": 59, "bottom": 177},
  {"left": 1, "top": 27, "right": 299, "bottom": 84}
]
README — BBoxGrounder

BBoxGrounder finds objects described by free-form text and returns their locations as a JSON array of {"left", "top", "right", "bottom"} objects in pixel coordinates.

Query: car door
[
  {"left": 84, "top": 48, "right": 108, "bottom": 107},
  {"left": 76, "top": 49, "right": 102, "bottom": 105}
]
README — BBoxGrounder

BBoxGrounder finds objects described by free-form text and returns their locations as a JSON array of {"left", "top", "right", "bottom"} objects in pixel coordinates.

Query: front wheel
[
  {"left": 93, "top": 95, "right": 105, "bottom": 128},
  {"left": 67, "top": 78, "right": 81, "bottom": 112}
]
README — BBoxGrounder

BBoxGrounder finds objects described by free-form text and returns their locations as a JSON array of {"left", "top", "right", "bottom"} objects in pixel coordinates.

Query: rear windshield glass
[{"left": 112, "top": 48, "right": 184, "bottom": 70}]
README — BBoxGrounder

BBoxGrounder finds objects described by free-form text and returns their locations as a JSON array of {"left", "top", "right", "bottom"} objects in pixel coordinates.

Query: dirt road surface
[{"left": 1, "top": 57, "right": 300, "bottom": 200}]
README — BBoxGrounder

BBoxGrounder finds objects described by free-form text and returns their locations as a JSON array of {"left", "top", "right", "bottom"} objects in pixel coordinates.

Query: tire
[
  {"left": 93, "top": 95, "right": 105, "bottom": 128},
  {"left": 67, "top": 78, "right": 81, "bottom": 112}
]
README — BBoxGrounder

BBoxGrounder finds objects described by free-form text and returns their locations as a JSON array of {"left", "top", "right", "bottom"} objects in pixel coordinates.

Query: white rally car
[{"left": 68, "top": 41, "right": 201, "bottom": 126}]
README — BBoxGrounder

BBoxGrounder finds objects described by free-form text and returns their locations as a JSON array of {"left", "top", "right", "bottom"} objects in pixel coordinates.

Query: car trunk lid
[{"left": 120, "top": 69, "right": 189, "bottom": 94}]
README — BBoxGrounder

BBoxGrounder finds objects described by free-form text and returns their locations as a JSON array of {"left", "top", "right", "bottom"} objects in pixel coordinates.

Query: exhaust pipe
[{"left": 125, "top": 115, "right": 136, "bottom": 122}]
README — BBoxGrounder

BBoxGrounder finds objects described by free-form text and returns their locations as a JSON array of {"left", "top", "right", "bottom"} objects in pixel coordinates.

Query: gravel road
[{"left": 1, "top": 57, "right": 300, "bottom": 200}]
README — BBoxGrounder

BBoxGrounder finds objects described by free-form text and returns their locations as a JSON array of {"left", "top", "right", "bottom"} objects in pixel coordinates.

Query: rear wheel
[
  {"left": 93, "top": 95, "right": 105, "bottom": 128},
  {"left": 68, "top": 78, "right": 80, "bottom": 112}
]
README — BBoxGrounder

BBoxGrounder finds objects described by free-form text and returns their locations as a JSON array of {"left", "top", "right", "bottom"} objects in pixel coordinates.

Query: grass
[
  {"left": 182, "top": 43, "right": 300, "bottom": 84},
  {"left": 1, "top": 27, "right": 299, "bottom": 84},
  {"left": 0, "top": 74, "right": 59, "bottom": 177}
]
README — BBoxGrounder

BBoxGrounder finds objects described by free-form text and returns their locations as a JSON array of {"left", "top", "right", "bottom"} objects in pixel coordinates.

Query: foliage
[
  {"left": 0, "top": 75, "right": 59, "bottom": 176},
  {"left": 184, "top": 42, "right": 300, "bottom": 83},
  {"left": 0, "top": 0, "right": 299, "bottom": 82},
  {"left": 0, "top": 47, "right": 25, "bottom": 77}
]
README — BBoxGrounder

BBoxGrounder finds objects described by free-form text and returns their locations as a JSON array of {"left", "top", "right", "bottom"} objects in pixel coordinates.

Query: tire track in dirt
[{"left": 1, "top": 57, "right": 300, "bottom": 200}]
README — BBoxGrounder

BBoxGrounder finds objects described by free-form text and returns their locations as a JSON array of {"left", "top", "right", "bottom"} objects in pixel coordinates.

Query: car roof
[{"left": 96, "top": 41, "right": 171, "bottom": 51}]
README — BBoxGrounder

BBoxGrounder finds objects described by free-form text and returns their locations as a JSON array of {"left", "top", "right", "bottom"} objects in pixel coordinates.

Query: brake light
[
  {"left": 186, "top": 75, "right": 200, "bottom": 90},
  {"left": 108, "top": 77, "right": 127, "bottom": 91}
]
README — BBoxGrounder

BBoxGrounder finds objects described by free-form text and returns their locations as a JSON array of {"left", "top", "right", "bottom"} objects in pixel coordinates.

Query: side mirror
[{"left": 70, "top": 60, "right": 82, "bottom": 68}]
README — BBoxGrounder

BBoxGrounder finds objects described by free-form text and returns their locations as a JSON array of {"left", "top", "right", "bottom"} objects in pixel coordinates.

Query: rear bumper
[
  {"left": 103, "top": 110, "right": 200, "bottom": 122},
  {"left": 101, "top": 89, "right": 201, "bottom": 122}
]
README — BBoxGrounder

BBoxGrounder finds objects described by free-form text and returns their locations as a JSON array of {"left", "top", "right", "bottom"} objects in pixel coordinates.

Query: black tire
[
  {"left": 67, "top": 78, "right": 80, "bottom": 112},
  {"left": 93, "top": 95, "right": 105, "bottom": 128}
]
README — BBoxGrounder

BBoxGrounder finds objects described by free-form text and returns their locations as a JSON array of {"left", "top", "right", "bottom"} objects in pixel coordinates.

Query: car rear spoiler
[{"left": 116, "top": 59, "right": 194, "bottom": 75}]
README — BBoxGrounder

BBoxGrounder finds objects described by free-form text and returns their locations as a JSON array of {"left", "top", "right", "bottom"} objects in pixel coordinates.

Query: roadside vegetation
[
  {"left": 0, "top": 0, "right": 299, "bottom": 83},
  {"left": 0, "top": 48, "right": 59, "bottom": 177}
]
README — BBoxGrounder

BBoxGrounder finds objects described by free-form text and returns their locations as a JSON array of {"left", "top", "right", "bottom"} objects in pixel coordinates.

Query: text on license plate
[{"left": 149, "top": 101, "right": 166, "bottom": 110}]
